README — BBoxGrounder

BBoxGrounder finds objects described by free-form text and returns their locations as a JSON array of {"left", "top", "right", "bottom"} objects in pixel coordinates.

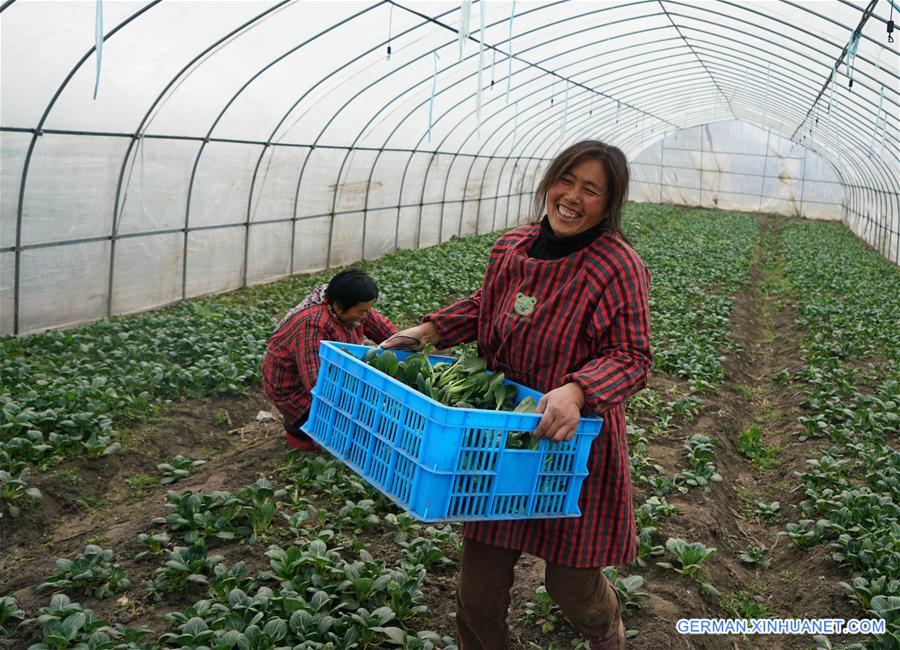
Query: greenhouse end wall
[{"left": 630, "top": 121, "right": 843, "bottom": 221}]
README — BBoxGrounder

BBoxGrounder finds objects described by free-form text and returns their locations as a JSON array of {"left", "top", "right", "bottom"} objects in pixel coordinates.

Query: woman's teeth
[{"left": 557, "top": 205, "right": 580, "bottom": 220}]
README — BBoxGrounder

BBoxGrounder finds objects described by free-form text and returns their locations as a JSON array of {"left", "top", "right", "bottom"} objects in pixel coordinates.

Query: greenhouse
[{"left": 1, "top": 0, "right": 898, "bottom": 648}]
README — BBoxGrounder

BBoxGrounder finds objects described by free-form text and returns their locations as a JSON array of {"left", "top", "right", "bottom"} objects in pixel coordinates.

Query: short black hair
[{"left": 326, "top": 268, "right": 379, "bottom": 311}]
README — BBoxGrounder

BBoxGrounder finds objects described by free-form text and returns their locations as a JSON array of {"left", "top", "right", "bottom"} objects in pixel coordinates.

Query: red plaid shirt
[
  {"left": 262, "top": 304, "right": 396, "bottom": 424},
  {"left": 425, "top": 225, "right": 652, "bottom": 567}
]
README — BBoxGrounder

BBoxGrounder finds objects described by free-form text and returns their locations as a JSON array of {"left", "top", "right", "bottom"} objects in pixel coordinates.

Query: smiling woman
[
  {"left": 534, "top": 140, "right": 631, "bottom": 240},
  {"left": 384, "top": 139, "right": 652, "bottom": 650}
]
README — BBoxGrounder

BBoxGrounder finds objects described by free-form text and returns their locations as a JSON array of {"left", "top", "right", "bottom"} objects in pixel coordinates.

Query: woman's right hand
[{"left": 380, "top": 321, "right": 440, "bottom": 351}]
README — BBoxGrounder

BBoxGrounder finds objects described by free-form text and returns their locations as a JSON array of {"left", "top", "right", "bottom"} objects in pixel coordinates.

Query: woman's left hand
[{"left": 533, "top": 382, "right": 586, "bottom": 442}]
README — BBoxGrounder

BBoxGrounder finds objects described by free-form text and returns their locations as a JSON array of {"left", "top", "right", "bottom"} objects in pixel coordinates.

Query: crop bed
[{"left": 1, "top": 204, "right": 897, "bottom": 649}]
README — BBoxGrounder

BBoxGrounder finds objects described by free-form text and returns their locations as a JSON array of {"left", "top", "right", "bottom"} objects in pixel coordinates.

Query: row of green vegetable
[
  {"left": 771, "top": 223, "right": 899, "bottom": 650},
  {"left": 2, "top": 204, "right": 768, "bottom": 647},
  {"left": 0, "top": 204, "right": 754, "bottom": 518}
]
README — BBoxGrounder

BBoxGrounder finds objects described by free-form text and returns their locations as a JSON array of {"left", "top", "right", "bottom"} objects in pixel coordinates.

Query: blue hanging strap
[
  {"left": 506, "top": 0, "right": 515, "bottom": 102},
  {"left": 868, "top": 84, "right": 885, "bottom": 158},
  {"left": 428, "top": 51, "right": 439, "bottom": 143},
  {"left": 458, "top": 0, "right": 472, "bottom": 60},
  {"left": 93, "top": 0, "right": 103, "bottom": 99}
]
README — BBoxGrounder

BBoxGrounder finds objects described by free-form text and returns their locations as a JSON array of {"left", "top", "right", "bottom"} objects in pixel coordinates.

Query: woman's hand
[
  {"left": 380, "top": 321, "right": 440, "bottom": 351},
  {"left": 533, "top": 382, "right": 586, "bottom": 442}
]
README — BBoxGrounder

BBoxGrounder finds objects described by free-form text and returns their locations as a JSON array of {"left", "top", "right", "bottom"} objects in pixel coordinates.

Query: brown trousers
[{"left": 455, "top": 537, "right": 620, "bottom": 649}]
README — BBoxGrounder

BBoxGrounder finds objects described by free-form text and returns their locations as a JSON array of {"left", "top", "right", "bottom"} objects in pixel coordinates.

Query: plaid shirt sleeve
[
  {"left": 563, "top": 260, "right": 652, "bottom": 415},
  {"left": 363, "top": 308, "right": 397, "bottom": 343},
  {"left": 423, "top": 288, "right": 482, "bottom": 348},
  {"left": 286, "top": 313, "right": 330, "bottom": 422}
]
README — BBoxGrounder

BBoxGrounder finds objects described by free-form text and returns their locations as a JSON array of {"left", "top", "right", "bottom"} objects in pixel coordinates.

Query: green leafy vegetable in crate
[{"left": 357, "top": 347, "right": 541, "bottom": 449}]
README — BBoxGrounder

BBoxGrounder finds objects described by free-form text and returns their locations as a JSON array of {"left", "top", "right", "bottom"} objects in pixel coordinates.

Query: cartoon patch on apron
[{"left": 513, "top": 292, "right": 537, "bottom": 316}]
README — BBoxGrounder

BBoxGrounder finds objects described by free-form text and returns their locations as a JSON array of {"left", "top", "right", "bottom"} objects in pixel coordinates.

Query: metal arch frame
[
  {"left": 657, "top": 0, "right": 736, "bottom": 117},
  {"left": 384, "top": 3, "right": 708, "bottom": 245},
  {"left": 316, "top": 1, "right": 680, "bottom": 265},
  {"left": 374, "top": 18, "right": 696, "bottom": 253},
  {"left": 436, "top": 67, "right": 675, "bottom": 241},
  {"left": 608, "top": 61, "right": 894, "bottom": 172},
  {"left": 690, "top": 53, "right": 900, "bottom": 183},
  {"left": 402, "top": 0, "right": 900, "bottom": 216},
  {"left": 466, "top": 74, "right": 891, "bottom": 244},
  {"left": 7, "top": 0, "right": 163, "bottom": 335},
  {"left": 431, "top": 35, "right": 694, "bottom": 240},
  {"left": 690, "top": 42, "right": 899, "bottom": 127},
  {"left": 675, "top": 22, "right": 900, "bottom": 115},
  {"left": 676, "top": 14, "right": 900, "bottom": 110},
  {"left": 679, "top": 43, "right": 900, "bottom": 190},
  {"left": 271, "top": 0, "right": 558, "bottom": 267},
  {"left": 108, "top": 1, "right": 293, "bottom": 319},
  {"left": 386, "top": 2, "right": 692, "bottom": 248},
  {"left": 672, "top": 0, "right": 898, "bottom": 86},
  {"left": 5, "top": 0, "right": 899, "bottom": 335},
  {"left": 437, "top": 62, "right": 884, "bottom": 246},
  {"left": 781, "top": 0, "right": 880, "bottom": 139},
  {"left": 679, "top": 42, "right": 900, "bottom": 198},
  {"left": 403, "top": 31, "right": 682, "bottom": 249},
  {"left": 306, "top": 6, "right": 668, "bottom": 258},
  {"left": 176, "top": 2, "right": 386, "bottom": 301},
  {"left": 372, "top": 27, "right": 688, "bottom": 254},
  {"left": 472, "top": 8, "right": 900, "bottom": 182}
]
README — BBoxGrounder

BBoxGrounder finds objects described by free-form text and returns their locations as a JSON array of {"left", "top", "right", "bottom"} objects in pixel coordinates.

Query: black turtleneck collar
[{"left": 528, "top": 215, "right": 606, "bottom": 260}]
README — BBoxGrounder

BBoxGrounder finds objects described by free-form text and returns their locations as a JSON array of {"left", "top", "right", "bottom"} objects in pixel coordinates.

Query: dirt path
[{"left": 639, "top": 214, "right": 861, "bottom": 649}]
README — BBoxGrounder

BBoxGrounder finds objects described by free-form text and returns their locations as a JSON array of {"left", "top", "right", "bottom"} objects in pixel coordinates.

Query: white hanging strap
[
  {"left": 506, "top": 0, "right": 516, "bottom": 102},
  {"left": 762, "top": 62, "right": 771, "bottom": 129},
  {"left": 475, "top": 0, "right": 485, "bottom": 138},
  {"left": 868, "top": 84, "right": 885, "bottom": 158},
  {"left": 458, "top": 0, "right": 472, "bottom": 60},
  {"left": 560, "top": 82, "right": 569, "bottom": 142},
  {"left": 428, "top": 51, "right": 439, "bottom": 143},
  {"left": 93, "top": 0, "right": 103, "bottom": 99}
]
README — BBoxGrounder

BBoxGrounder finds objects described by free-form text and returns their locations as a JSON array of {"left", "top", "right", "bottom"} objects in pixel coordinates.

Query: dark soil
[{"left": 0, "top": 215, "right": 872, "bottom": 649}]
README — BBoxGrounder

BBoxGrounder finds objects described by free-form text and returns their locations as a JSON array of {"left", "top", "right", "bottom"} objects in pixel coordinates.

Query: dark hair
[
  {"left": 326, "top": 268, "right": 378, "bottom": 311},
  {"left": 531, "top": 140, "right": 630, "bottom": 236}
]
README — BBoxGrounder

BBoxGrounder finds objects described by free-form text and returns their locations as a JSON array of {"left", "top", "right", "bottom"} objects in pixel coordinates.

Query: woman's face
[
  {"left": 334, "top": 300, "right": 376, "bottom": 327},
  {"left": 545, "top": 158, "right": 609, "bottom": 238}
]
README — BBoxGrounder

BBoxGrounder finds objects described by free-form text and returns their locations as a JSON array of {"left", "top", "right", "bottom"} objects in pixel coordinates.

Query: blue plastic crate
[{"left": 303, "top": 341, "right": 603, "bottom": 522}]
